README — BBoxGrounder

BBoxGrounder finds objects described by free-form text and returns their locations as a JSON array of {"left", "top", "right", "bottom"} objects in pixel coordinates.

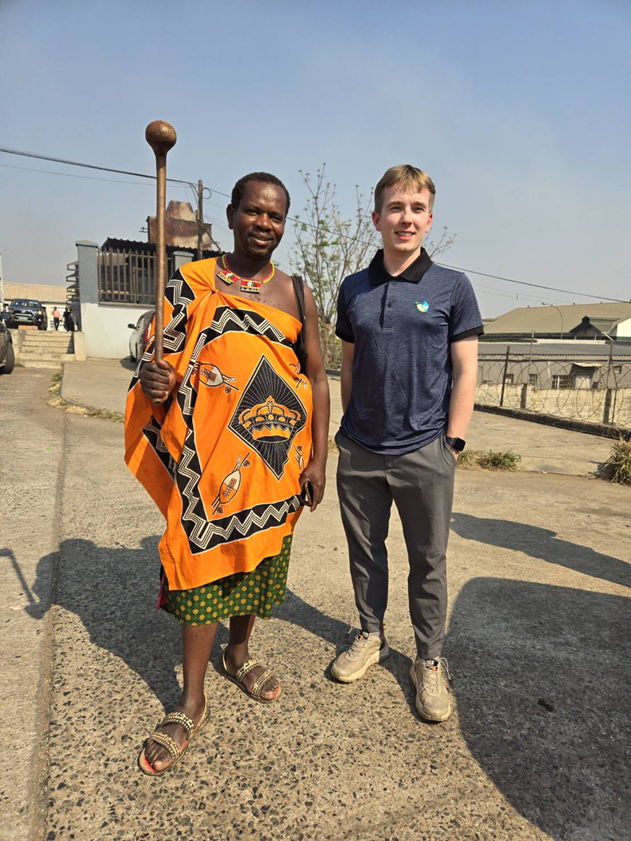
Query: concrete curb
[
  {"left": 475, "top": 402, "right": 631, "bottom": 441},
  {"left": 58, "top": 368, "right": 125, "bottom": 420}
]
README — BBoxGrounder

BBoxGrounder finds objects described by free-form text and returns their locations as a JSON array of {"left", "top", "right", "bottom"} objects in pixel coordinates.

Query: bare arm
[
  {"left": 447, "top": 336, "right": 479, "bottom": 453},
  {"left": 340, "top": 340, "right": 354, "bottom": 413},
  {"left": 300, "top": 284, "right": 330, "bottom": 510}
]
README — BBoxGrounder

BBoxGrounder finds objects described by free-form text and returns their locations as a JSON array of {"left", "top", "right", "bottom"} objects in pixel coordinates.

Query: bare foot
[
  {"left": 143, "top": 695, "right": 206, "bottom": 773},
  {"left": 223, "top": 647, "right": 281, "bottom": 701}
]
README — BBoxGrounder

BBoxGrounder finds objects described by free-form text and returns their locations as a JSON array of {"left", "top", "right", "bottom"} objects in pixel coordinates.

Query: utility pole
[
  {"left": 0, "top": 250, "right": 4, "bottom": 306},
  {"left": 197, "top": 179, "right": 204, "bottom": 261}
]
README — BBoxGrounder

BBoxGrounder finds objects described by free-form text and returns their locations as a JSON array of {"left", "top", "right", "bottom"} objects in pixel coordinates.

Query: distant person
[
  {"left": 52, "top": 307, "right": 61, "bottom": 330},
  {"left": 0, "top": 304, "right": 8, "bottom": 324},
  {"left": 63, "top": 306, "right": 74, "bottom": 332},
  {"left": 331, "top": 165, "right": 483, "bottom": 722}
]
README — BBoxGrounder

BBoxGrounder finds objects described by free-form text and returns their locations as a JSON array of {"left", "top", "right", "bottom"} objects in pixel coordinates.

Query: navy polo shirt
[{"left": 335, "top": 248, "right": 483, "bottom": 455}]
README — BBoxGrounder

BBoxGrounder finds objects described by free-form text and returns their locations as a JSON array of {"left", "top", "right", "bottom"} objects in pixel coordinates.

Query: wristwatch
[{"left": 445, "top": 436, "right": 466, "bottom": 452}]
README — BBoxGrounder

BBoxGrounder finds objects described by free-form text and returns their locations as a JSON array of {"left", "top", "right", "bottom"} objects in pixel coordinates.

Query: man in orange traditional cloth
[{"left": 125, "top": 173, "right": 330, "bottom": 775}]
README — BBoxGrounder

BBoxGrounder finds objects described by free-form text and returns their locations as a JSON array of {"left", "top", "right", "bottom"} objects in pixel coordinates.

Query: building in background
[
  {"left": 147, "top": 200, "right": 215, "bottom": 251},
  {"left": 76, "top": 238, "right": 220, "bottom": 358},
  {"left": 482, "top": 302, "right": 631, "bottom": 342},
  {"left": 2, "top": 282, "right": 67, "bottom": 330}
]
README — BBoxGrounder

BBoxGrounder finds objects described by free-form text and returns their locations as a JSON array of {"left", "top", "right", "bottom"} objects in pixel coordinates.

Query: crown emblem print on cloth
[
  {"left": 229, "top": 357, "right": 307, "bottom": 479},
  {"left": 239, "top": 398, "right": 301, "bottom": 442}
]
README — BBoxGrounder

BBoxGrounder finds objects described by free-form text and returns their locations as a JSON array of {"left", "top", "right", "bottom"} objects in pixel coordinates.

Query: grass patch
[
  {"left": 48, "top": 371, "right": 124, "bottom": 423},
  {"left": 456, "top": 449, "right": 481, "bottom": 469},
  {"left": 602, "top": 438, "right": 631, "bottom": 486},
  {"left": 458, "top": 449, "right": 521, "bottom": 471},
  {"left": 328, "top": 436, "right": 339, "bottom": 453}
]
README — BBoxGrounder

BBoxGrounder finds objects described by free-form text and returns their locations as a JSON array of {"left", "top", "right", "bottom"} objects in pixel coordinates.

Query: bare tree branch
[
  {"left": 290, "top": 167, "right": 456, "bottom": 366},
  {"left": 425, "top": 226, "right": 457, "bottom": 259}
]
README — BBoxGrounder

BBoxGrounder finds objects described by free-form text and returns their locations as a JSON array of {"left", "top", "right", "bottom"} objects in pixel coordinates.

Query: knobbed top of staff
[{"left": 145, "top": 120, "right": 177, "bottom": 156}]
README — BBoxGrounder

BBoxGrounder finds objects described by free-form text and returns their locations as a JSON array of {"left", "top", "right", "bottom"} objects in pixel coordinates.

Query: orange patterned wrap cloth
[{"left": 125, "top": 257, "right": 312, "bottom": 591}]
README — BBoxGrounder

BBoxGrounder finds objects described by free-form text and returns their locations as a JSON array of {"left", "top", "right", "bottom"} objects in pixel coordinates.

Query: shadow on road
[
  {"left": 22, "top": 535, "right": 414, "bottom": 708},
  {"left": 26, "top": 537, "right": 183, "bottom": 708},
  {"left": 276, "top": 590, "right": 415, "bottom": 704},
  {"left": 448, "top": 577, "right": 630, "bottom": 840},
  {"left": 451, "top": 512, "right": 631, "bottom": 589},
  {"left": 23, "top": 538, "right": 415, "bottom": 715}
]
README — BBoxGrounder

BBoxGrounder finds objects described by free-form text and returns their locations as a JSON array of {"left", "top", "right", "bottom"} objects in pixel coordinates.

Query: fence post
[
  {"left": 75, "top": 240, "right": 98, "bottom": 305},
  {"left": 499, "top": 346, "right": 511, "bottom": 407},
  {"left": 75, "top": 240, "right": 98, "bottom": 358},
  {"left": 520, "top": 383, "right": 528, "bottom": 409},
  {"left": 603, "top": 389, "right": 613, "bottom": 424}
]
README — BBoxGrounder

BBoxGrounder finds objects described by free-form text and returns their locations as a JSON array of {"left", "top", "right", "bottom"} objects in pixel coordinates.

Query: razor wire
[{"left": 476, "top": 353, "right": 631, "bottom": 428}]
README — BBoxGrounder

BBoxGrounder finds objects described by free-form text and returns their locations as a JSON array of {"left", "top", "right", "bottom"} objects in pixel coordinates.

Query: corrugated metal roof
[
  {"left": 100, "top": 238, "right": 220, "bottom": 258},
  {"left": 484, "top": 302, "right": 631, "bottom": 335}
]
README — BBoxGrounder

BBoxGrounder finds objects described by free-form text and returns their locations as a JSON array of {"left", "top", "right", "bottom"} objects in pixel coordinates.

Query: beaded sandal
[
  {"left": 138, "top": 693, "right": 210, "bottom": 776},
  {"left": 221, "top": 652, "right": 282, "bottom": 702}
]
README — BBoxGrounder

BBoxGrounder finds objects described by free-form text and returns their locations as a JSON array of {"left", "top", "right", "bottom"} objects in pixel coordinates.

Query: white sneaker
[
  {"left": 410, "top": 657, "right": 452, "bottom": 721},
  {"left": 331, "top": 630, "right": 390, "bottom": 683}
]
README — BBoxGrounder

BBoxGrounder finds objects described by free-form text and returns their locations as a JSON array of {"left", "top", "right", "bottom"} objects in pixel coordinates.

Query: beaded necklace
[{"left": 217, "top": 253, "right": 275, "bottom": 295}]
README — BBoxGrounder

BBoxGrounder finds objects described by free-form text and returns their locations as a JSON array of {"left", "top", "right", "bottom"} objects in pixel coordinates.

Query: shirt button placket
[{"left": 385, "top": 281, "right": 395, "bottom": 328}]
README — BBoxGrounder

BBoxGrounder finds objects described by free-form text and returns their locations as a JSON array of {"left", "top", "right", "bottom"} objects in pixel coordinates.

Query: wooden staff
[{"left": 145, "top": 120, "right": 177, "bottom": 364}]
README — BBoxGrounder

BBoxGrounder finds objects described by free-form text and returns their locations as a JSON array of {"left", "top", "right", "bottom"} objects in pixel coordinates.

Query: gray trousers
[{"left": 335, "top": 430, "right": 456, "bottom": 660}]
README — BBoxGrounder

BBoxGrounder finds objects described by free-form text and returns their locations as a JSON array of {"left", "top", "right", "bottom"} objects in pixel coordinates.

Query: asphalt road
[{"left": 1, "top": 367, "right": 630, "bottom": 840}]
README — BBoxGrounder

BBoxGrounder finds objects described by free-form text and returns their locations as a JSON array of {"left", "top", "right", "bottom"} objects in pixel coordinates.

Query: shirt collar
[{"left": 368, "top": 247, "right": 433, "bottom": 286}]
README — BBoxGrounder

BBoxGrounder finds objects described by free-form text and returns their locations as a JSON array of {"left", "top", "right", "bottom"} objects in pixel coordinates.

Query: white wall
[
  {"left": 81, "top": 302, "right": 152, "bottom": 359},
  {"left": 615, "top": 317, "right": 631, "bottom": 339}
]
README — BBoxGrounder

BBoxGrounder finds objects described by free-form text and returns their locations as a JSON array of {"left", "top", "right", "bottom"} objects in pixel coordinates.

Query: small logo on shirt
[{"left": 415, "top": 301, "right": 429, "bottom": 313}]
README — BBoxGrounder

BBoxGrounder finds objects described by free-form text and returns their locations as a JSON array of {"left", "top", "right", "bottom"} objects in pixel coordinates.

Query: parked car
[
  {"left": 128, "top": 310, "right": 155, "bottom": 362},
  {"left": 7, "top": 298, "right": 48, "bottom": 330},
  {"left": 0, "top": 321, "right": 15, "bottom": 374}
]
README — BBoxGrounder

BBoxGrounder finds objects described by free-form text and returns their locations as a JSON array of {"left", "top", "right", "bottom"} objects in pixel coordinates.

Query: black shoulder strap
[{"left": 291, "top": 275, "right": 306, "bottom": 328}]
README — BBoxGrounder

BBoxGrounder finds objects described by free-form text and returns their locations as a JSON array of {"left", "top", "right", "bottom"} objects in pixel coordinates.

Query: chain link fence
[{"left": 477, "top": 348, "right": 631, "bottom": 428}]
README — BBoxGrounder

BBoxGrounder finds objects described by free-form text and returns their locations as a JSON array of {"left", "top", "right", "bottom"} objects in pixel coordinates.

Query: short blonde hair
[{"left": 374, "top": 165, "right": 436, "bottom": 214}]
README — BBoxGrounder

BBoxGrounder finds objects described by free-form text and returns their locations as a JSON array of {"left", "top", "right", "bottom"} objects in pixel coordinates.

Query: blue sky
[{"left": 1, "top": 0, "right": 629, "bottom": 316}]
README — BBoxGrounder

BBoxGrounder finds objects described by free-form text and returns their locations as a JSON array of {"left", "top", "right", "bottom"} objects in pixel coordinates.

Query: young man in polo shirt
[{"left": 331, "top": 165, "right": 483, "bottom": 722}]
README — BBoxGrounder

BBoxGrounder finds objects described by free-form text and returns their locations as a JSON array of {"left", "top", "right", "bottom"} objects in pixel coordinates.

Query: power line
[
  {"left": 435, "top": 262, "right": 628, "bottom": 304},
  {"left": 0, "top": 145, "right": 191, "bottom": 185},
  {"left": 1, "top": 144, "right": 628, "bottom": 304},
  {"left": 0, "top": 161, "right": 186, "bottom": 187},
  {"left": 474, "top": 283, "right": 572, "bottom": 307}
]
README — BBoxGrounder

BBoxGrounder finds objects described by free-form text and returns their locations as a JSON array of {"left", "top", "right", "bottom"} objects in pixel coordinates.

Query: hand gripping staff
[{"left": 145, "top": 120, "right": 177, "bottom": 403}]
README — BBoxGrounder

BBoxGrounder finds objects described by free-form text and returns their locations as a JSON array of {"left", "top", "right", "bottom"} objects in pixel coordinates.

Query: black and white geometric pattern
[
  {"left": 180, "top": 493, "right": 301, "bottom": 554},
  {"left": 128, "top": 268, "right": 195, "bottom": 391},
  {"left": 142, "top": 413, "right": 176, "bottom": 479},
  {"left": 228, "top": 357, "right": 307, "bottom": 480}
]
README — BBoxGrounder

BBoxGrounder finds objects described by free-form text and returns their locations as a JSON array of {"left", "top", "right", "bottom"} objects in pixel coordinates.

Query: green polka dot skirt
[{"left": 163, "top": 536, "right": 292, "bottom": 626}]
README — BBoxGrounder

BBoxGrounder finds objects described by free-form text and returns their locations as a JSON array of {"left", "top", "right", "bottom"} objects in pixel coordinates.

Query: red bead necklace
[{"left": 217, "top": 253, "right": 275, "bottom": 295}]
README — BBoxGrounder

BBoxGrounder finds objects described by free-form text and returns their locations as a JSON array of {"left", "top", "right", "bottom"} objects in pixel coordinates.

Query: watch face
[{"left": 447, "top": 437, "right": 466, "bottom": 452}]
